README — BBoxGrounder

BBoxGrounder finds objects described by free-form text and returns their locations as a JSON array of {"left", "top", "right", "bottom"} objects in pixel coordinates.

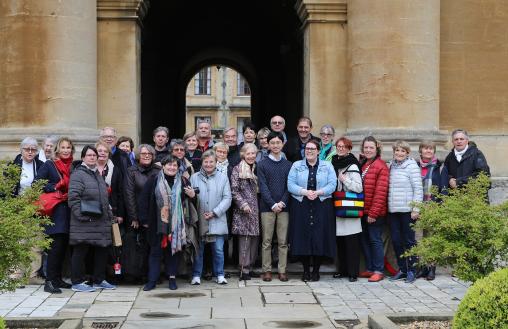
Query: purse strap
[{"left": 50, "top": 160, "right": 63, "bottom": 180}]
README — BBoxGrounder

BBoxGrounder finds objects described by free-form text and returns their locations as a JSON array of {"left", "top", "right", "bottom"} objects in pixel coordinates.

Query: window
[
  {"left": 194, "top": 68, "right": 211, "bottom": 95},
  {"left": 237, "top": 73, "right": 251, "bottom": 96}
]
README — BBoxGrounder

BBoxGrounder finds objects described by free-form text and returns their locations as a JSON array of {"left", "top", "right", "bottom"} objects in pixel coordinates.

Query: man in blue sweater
[{"left": 257, "top": 132, "right": 293, "bottom": 282}]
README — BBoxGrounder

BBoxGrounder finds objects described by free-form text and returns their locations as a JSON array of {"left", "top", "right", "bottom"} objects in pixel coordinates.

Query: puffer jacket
[
  {"left": 68, "top": 164, "right": 113, "bottom": 247},
  {"left": 388, "top": 158, "right": 423, "bottom": 213},
  {"left": 362, "top": 157, "right": 389, "bottom": 219},
  {"left": 124, "top": 163, "right": 159, "bottom": 224},
  {"left": 190, "top": 170, "right": 232, "bottom": 236}
]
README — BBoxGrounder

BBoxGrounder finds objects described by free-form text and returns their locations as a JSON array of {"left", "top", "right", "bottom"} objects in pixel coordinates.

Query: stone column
[
  {"left": 0, "top": 0, "right": 99, "bottom": 157},
  {"left": 97, "top": 0, "right": 148, "bottom": 146},
  {"left": 347, "top": 0, "right": 447, "bottom": 155},
  {"left": 296, "top": 0, "right": 348, "bottom": 136}
]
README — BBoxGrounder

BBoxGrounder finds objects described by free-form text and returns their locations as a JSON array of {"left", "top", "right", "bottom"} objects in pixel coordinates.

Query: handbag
[
  {"left": 112, "top": 222, "right": 122, "bottom": 247},
  {"left": 80, "top": 200, "right": 103, "bottom": 217},
  {"left": 37, "top": 191, "right": 67, "bottom": 216},
  {"left": 333, "top": 165, "right": 365, "bottom": 218}
]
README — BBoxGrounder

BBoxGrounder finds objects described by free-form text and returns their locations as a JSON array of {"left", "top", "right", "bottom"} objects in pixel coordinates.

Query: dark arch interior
[{"left": 141, "top": 0, "right": 303, "bottom": 142}]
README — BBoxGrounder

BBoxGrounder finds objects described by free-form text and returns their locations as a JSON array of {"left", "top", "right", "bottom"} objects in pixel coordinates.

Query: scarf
[
  {"left": 420, "top": 157, "right": 438, "bottom": 201},
  {"left": 454, "top": 144, "right": 469, "bottom": 162},
  {"left": 154, "top": 170, "right": 186, "bottom": 255},
  {"left": 216, "top": 159, "right": 229, "bottom": 173},
  {"left": 319, "top": 143, "right": 333, "bottom": 161},
  {"left": 54, "top": 156, "right": 73, "bottom": 193},
  {"left": 331, "top": 153, "right": 360, "bottom": 171},
  {"left": 238, "top": 160, "right": 258, "bottom": 192}
]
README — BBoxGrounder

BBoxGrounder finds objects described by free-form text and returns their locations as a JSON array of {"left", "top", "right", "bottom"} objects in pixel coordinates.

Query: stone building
[
  {"left": 0, "top": 0, "right": 507, "bottom": 199},
  {"left": 185, "top": 66, "right": 251, "bottom": 139}
]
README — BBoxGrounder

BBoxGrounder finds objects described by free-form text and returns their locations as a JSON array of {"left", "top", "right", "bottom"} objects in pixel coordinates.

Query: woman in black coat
[
  {"left": 68, "top": 145, "right": 115, "bottom": 292},
  {"left": 122, "top": 144, "right": 159, "bottom": 282},
  {"left": 138, "top": 155, "right": 196, "bottom": 291},
  {"left": 35, "top": 137, "right": 74, "bottom": 294}
]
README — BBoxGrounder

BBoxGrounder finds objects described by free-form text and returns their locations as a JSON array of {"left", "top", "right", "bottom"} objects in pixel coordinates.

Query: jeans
[
  {"left": 193, "top": 235, "right": 226, "bottom": 277},
  {"left": 388, "top": 212, "right": 417, "bottom": 273},
  {"left": 147, "top": 246, "right": 180, "bottom": 282},
  {"left": 360, "top": 216, "right": 385, "bottom": 273}
]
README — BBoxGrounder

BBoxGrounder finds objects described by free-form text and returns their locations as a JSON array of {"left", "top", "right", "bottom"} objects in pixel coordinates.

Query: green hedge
[{"left": 453, "top": 268, "right": 508, "bottom": 328}]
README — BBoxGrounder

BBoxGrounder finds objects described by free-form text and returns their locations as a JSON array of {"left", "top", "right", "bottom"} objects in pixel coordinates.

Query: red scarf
[{"left": 54, "top": 157, "right": 73, "bottom": 192}]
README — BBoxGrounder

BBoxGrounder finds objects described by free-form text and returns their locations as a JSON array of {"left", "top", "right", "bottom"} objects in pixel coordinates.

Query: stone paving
[{"left": 0, "top": 274, "right": 468, "bottom": 328}]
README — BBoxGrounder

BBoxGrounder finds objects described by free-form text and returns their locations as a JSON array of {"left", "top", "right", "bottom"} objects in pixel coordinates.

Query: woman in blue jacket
[{"left": 288, "top": 140, "right": 337, "bottom": 282}]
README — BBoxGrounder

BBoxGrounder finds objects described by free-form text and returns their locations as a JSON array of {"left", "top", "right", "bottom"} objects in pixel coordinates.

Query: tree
[
  {"left": 408, "top": 173, "right": 508, "bottom": 283},
  {"left": 0, "top": 161, "right": 51, "bottom": 291}
]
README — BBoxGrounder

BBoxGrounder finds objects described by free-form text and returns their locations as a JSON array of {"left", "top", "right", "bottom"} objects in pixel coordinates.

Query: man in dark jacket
[
  {"left": 443, "top": 129, "right": 490, "bottom": 190},
  {"left": 100, "top": 126, "right": 132, "bottom": 176},
  {"left": 283, "top": 117, "right": 321, "bottom": 162}
]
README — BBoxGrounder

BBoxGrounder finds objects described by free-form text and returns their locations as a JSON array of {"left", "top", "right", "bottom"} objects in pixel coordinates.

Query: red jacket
[{"left": 362, "top": 157, "right": 389, "bottom": 219}]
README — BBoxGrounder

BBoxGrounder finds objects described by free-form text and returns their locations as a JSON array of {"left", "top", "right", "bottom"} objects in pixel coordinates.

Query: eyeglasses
[
  {"left": 22, "top": 148, "right": 37, "bottom": 153},
  {"left": 271, "top": 121, "right": 284, "bottom": 125},
  {"left": 140, "top": 152, "right": 152, "bottom": 157},
  {"left": 320, "top": 133, "right": 333, "bottom": 137},
  {"left": 215, "top": 149, "right": 228, "bottom": 154},
  {"left": 101, "top": 135, "right": 116, "bottom": 140},
  {"left": 305, "top": 147, "right": 317, "bottom": 151},
  {"left": 85, "top": 153, "right": 97, "bottom": 157},
  {"left": 336, "top": 145, "right": 347, "bottom": 149},
  {"left": 172, "top": 148, "right": 185, "bottom": 152}
]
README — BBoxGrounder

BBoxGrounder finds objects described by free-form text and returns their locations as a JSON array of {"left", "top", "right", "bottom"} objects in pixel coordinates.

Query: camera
[{"left": 192, "top": 186, "right": 200, "bottom": 194}]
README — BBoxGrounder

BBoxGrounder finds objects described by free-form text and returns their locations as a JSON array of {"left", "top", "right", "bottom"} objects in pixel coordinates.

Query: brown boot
[
  {"left": 278, "top": 273, "right": 289, "bottom": 282},
  {"left": 262, "top": 272, "right": 272, "bottom": 282}
]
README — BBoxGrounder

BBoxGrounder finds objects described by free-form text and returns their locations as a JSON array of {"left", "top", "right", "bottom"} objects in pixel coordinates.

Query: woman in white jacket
[
  {"left": 331, "top": 137, "right": 363, "bottom": 282},
  {"left": 388, "top": 140, "right": 423, "bottom": 283}
]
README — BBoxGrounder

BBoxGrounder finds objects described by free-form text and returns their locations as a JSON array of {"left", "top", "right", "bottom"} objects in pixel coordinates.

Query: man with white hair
[
  {"left": 270, "top": 115, "right": 287, "bottom": 143},
  {"left": 443, "top": 129, "right": 490, "bottom": 190},
  {"left": 100, "top": 126, "right": 131, "bottom": 175},
  {"left": 196, "top": 120, "right": 214, "bottom": 152}
]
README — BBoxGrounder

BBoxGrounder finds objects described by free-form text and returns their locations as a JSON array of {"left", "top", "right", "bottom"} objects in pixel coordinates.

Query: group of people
[{"left": 12, "top": 115, "right": 490, "bottom": 293}]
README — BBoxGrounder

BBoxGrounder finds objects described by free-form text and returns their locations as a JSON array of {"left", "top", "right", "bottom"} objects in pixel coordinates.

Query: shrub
[
  {"left": 0, "top": 316, "right": 5, "bottom": 329},
  {"left": 453, "top": 268, "right": 508, "bottom": 328},
  {"left": 408, "top": 173, "right": 508, "bottom": 282},
  {"left": 0, "top": 161, "right": 50, "bottom": 291}
]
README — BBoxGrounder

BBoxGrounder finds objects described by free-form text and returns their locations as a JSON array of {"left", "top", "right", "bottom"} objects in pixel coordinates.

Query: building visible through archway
[{"left": 140, "top": 0, "right": 302, "bottom": 142}]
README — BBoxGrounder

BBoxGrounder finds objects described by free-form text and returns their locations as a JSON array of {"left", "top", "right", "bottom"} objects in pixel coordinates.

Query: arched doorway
[
  {"left": 140, "top": 0, "right": 303, "bottom": 142},
  {"left": 185, "top": 64, "right": 252, "bottom": 141}
]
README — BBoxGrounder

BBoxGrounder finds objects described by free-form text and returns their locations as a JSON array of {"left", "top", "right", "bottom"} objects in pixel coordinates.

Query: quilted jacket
[
  {"left": 361, "top": 157, "right": 389, "bottom": 219},
  {"left": 388, "top": 158, "right": 423, "bottom": 213}
]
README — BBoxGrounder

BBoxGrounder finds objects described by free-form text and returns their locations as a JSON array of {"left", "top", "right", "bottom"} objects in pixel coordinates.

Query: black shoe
[
  {"left": 143, "top": 281, "right": 156, "bottom": 291},
  {"left": 44, "top": 281, "right": 62, "bottom": 294},
  {"left": 240, "top": 272, "right": 251, "bottom": 281},
  {"left": 224, "top": 272, "right": 231, "bottom": 279},
  {"left": 311, "top": 272, "right": 320, "bottom": 282},
  {"left": 426, "top": 266, "right": 436, "bottom": 281},
  {"left": 203, "top": 272, "right": 213, "bottom": 281},
  {"left": 301, "top": 272, "right": 311, "bottom": 282},
  {"left": 249, "top": 271, "right": 260, "bottom": 278},
  {"left": 416, "top": 267, "right": 429, "bottom": 279},
  {"left": 55, "top": 279, "right": 72, "bottom": 289},
  {"left": 349, "top": 276, "right": 357, "bottom": 282},
  {"left": 168, "top": 278, "right": 177, "bottom": 290},
  {"left": 332, "top": 272, "right": 344, "bottom": 279}
]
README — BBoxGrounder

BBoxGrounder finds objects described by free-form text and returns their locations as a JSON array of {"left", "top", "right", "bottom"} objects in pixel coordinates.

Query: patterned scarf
[
  {"left": 154, "top": 170, "right": 186, "bottom": 254},
  {"left": 238, "top": 160, "right": 258, "bottom": 191},
  {"left": 420, "top": 157, "right": 438, "bottom": 201},
  {"left": 319, "top": 143, "right": 333, "bottom": 161}
]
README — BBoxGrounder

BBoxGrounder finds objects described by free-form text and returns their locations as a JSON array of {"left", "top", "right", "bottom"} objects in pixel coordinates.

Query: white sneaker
[
  {"left": 191, "top": 277, "right": 201, "bottom": 285},
  {"left": 217, "top": 275, "right": 228, "bottom": 285}
]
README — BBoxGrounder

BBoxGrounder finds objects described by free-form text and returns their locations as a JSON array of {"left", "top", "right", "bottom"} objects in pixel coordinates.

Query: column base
[
  {"left": 0, "top": 127, "right": 100, "bottom": 160},
  {"left": 345, "top": 128, "right": 450, "bottom": 160}
]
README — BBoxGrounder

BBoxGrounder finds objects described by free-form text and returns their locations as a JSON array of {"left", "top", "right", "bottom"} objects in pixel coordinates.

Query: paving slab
[
  {"left": 213, "top": 305, "right": 327, "bottom": 319},
  {"left": 246, "top": 278, "right": 306, "bottom": 286},
  {"left": 84, "top": 301, "right": 133, "bottom": 317},
  {"left": 259, "top": 285, "right": 311, "bottom": 293},
  {"left": 263, "top": 292, "right": 317, "bottom": 304},
  {"left": 246, "top": 318, "right": 336, "bottom": 329},
  {"left": 121, "top": 319, "right": 245, "bottom": 329},
  {"left": 127, "top": 307, "right": 212, "bottom": 320}
]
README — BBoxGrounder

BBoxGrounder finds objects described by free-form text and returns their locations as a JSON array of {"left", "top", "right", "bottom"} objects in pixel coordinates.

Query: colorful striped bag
[{"left": 333, "top": 191, "right": 364, "bottom": 218}]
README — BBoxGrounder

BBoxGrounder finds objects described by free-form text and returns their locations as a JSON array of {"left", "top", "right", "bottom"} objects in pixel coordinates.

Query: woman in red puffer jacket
[{"left": 358, "top": 136, "right": 389, "bottom": 282}]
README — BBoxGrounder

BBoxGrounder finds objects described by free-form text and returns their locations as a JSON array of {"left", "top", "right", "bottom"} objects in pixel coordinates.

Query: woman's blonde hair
[
  {"left": 392, "top": 140, "right": 411, "bottom": 154},
  {"left": 54, "top": 137, "right": 75, "bottom": 158}
]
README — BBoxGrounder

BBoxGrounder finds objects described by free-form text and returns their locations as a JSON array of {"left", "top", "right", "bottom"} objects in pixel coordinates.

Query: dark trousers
[
  {"left": 46, "top": 233, "right": 69, "bottom": 283},
  {"left": 360, "top": 216, "right": 385, "bottom": 273},
  {"left": 301, "top": 255, "right": 323, "bottom": 274},
  {"left": 336, "top": 233, "right": 361, "bottom": 277},
  {"left": 147, "top": 246, "right": 180, "bottom": 283},
  {"left": 71, "top": 244, "right": 108, "bottom": 284},
  {"left": 388, "top": 212, "right": 417, "bottom": 273}
]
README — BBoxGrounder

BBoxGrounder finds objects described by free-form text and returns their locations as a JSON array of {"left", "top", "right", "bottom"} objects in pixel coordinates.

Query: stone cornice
[
  {"left": 296, "top": 0, "right": 347, "bottom": 27},
  {"left": 97, "top": 0, "right": 149, "bottom": 25}
]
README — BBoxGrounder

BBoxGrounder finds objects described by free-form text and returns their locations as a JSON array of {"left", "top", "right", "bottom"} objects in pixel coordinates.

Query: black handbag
[{"left": 81, "top": 200, "right": 103, "bottom": 217}]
